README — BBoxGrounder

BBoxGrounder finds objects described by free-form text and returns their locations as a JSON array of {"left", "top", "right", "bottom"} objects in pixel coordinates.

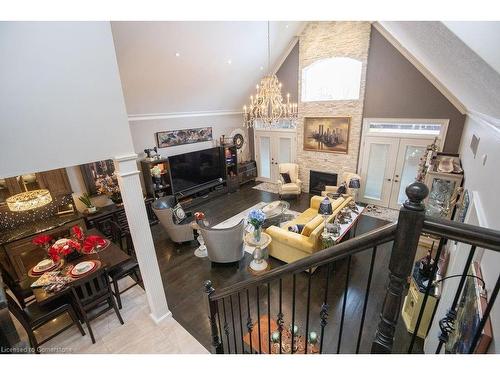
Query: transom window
[
  {"left": 367, "top": 122, "right": 442, "bottom": 136},
  {"left": 301, "top": 57, "right": 362, "bottom": 102}
]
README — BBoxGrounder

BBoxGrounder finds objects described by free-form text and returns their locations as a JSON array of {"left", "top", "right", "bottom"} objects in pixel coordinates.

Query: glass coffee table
[{"left": 262, "top": 200, "right": 291, "bottom": 228}]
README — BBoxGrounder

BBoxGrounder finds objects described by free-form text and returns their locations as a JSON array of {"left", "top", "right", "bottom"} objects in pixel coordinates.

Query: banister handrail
[
  {"left": 210, "top": 222, "right": 397, "bottom": 301},
  {"left": 423, "top": 216, "right": 500, "bottom": 252}
]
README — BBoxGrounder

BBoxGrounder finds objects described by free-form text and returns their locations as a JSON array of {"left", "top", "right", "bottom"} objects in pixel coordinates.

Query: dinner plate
[
  {"left": 33, "top": 259, "right": 56, "bottom": 273},
  {"left": 70, "top": 261, "right": 96, "bottom": 277},
  {"left": 30, "top": 260, "right": 60, "bottom": 276}
]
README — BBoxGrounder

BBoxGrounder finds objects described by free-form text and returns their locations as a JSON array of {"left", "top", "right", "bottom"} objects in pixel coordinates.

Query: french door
[
  {"left": 255, "top": 130, "right": 296, "bottom": 182},
  {"left": 359, "top": 137, "right": 430, "bottom": 209}
]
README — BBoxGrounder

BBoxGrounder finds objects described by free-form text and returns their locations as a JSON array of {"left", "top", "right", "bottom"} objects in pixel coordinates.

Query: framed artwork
[
  {"left": 303, "top": 117, "right": 350, "bottom": 154},
  {"left": 446, "top": 262, "right": 492, "bottom": 354},
  {"left": 156, "top": 127, "right": 213, "bottom": 148},
  {"left": 80, "top": 159, "right": 116, "bottom": 196}
]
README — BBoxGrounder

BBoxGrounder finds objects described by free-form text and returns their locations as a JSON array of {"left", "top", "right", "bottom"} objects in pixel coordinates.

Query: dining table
[{"left": 27, "top": 229, "right": 131, "bottom": 306}]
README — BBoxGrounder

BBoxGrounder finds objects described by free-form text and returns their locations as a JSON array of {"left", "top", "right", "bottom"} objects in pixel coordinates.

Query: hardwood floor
[{"left": 152, "top": 182, "right": 423, "bottom": 354}]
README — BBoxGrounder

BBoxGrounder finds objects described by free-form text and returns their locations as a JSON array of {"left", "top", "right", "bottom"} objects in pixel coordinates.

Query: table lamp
[
  {"left": 318, "top": 197, "right": 333, "bottom": 236},
  {"left": 348, "top": 178, "right": 361, "bottom": 202}
]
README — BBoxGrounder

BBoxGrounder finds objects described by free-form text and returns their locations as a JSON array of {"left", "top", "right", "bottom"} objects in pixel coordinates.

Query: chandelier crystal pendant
[
  {"left": 6, "top": 189, "right": 52, "bottom": 212},
  {"left": 243, "top": 22, "right": 298, "bottom": 129}
]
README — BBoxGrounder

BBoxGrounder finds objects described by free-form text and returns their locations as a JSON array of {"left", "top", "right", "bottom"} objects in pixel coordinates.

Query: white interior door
[
  {"left": 359, "top": 137, "right": 399, "bottom": 207},
  {"left": 388, "top": 138, "right": 430, "bottom": 210},
  {"left": 255, "top": 130, "right": 296, "bottom": 182}
]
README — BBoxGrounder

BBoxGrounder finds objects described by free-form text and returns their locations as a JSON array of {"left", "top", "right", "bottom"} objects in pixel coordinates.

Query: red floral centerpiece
[{"left": 32, "top": 225, "right": 107, "bottom": 262}]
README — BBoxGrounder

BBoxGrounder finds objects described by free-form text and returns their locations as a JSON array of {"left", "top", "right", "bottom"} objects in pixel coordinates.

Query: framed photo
[
  {"left": 156, "top": 127, "right": 213, "bottom": 148},
  {"left": 80, "top": 159, "right": 116, "bottom": 196},
  {"left": 303, "top": 117, "right": 350, "bottom": 154}
]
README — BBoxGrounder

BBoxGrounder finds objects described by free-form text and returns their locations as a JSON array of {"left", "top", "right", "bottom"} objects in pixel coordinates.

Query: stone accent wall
[{"left": 297, "top": 22, "right": 371, "bottom": 192}]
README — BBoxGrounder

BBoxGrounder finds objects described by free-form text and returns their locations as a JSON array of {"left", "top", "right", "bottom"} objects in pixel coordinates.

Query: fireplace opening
[{"left": 309, "top": 170, "right": 338, "bottom": 195}]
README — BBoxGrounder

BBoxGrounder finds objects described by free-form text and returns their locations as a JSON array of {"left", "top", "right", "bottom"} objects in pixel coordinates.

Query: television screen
[{"left": 169, "top": 147, "right": 222, "bottom": 193}]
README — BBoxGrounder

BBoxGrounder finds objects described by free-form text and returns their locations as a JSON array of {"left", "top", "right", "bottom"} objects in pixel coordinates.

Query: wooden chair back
[{"left": 70, "top": 268, "right": 111, "bottom": 308}]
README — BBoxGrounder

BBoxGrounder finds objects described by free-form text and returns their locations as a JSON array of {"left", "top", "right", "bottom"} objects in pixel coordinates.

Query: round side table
[{"left": 244, "top": 232, "right": 272, "bottom": 273}]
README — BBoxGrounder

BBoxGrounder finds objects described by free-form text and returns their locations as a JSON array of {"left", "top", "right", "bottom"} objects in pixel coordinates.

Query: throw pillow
[
  {"left": 280, "top": 172, "right": 292, "bottom": 184},
  {"left": 172, "top": 203, "right": 187, "bottom": 224},
  {"left": 337, "top": 182, "right": 347, "bottom": 195},
  {"left": 301, "top": 215, "right": 324, "bottom": 237},
  {"left": 288, "top": 224, "right": 305, "bottom": 233}
]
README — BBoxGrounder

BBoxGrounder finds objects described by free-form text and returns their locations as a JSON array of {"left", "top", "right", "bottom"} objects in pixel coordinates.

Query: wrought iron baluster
[
  {"left": 229, "top": 295, "right": 238, "bottom": 353},
  {"left": 291, "top": 273, "right": 296, "bottom": 354},
  {"left": 246, "top": 289, "right": 253, "bottom": 353},
  {"left": 436, "top": 245, "right": 476, "bottom": 353},
  {"left": 267, "top": 282, "right": 271, "bottom": 354},
  {"left": 468, "top": 274, "right": 500, "bottom": 353},
  {"left": 256, "top": 285, "right": 262, "bottom": 353},
  {"left": 356, "top": 246, "right": 377, "bottom": 353},
  {"left": 319, "top": 263, "right": 332, "bottom": 354},
  {"left": 238, "top": 292, "right": 244, "bottom": 353},
  {"left": 304, "top": 267, "right": 312, "bottom": 354},
  {"left": 217, "top": 300, "right": 224, "bottom": 352},
  {"left": 222, "top": 297, "right": 231, "bottom": 354},
  {"left": 277, "top": 278, "right": 283, "bottom": 354},
  {"left": 337, "top": 255, "right": 352, "bottom": 354},
  {"left": 408, "top": 238, "right": 445, "bottom": 353}
]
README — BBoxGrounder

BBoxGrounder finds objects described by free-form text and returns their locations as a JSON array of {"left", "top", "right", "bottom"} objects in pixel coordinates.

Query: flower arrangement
[
  {"left": 95, "top": 173, "right": 122, "bottom": 203},
  {"left": 151, "top": 165, "right": 161, "bottom": 177},
  {"left": 248, "top": 209, "right": 266, "bottom": 242},
  {"left": 32, "top": 225, "right": 107, "bottom": 262}
]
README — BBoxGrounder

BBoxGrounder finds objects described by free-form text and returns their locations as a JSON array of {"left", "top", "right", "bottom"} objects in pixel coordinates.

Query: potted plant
[{"left": 78, "top": 192, "right": 97, "bottom": 213}]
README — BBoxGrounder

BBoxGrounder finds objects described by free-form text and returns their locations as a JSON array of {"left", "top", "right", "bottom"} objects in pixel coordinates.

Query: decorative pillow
[
  {"left": 301, "top": 215, "right": 324, "bottom": 237},
  {"left": 288, "top": 224, "right": 305, "bottom": 233},
  {"left": 280, "top": 172, "right": 292, "bottom": 184},
  {"left": 172, "top": 203, "right": 187, "bottom": 224}
]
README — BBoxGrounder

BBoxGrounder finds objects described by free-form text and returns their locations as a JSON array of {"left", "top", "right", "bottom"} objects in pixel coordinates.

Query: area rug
[
  {"left": 252, "top": 182, "right": 279, "bottom": 194},
  {"left": 361, "top": 205, "right": 399, "bottom": 222},
  {"left": 214, "top": 202, "right": 300, "bottom": 255}
]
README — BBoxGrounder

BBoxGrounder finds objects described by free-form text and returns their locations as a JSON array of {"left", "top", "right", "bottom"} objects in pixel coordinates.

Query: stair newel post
[
  {"left": 204, "top": 280, "right": 223, "bottom": 354},
  {"left": 371, "top": 182, "right": 428, "bottom": 353}
]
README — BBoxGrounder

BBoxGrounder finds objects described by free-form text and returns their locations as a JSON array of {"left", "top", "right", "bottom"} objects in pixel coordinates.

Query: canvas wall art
[
  {"left": 303, "top": 117, "right": 350, "bottom": 154},
  {"left": 80, "top": 159, "right": 116, "bottom": 196},
  {"left": 156, "top": 127, "right": 213, "bottom": 148}
]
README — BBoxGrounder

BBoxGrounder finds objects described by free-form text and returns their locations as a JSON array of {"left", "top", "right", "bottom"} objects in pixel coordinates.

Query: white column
[{"left": 114, "top": 154, "right": 170, "bottom": 323}]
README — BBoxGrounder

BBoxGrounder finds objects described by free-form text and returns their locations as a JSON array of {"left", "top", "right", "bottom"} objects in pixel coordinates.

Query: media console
[{"left": 175, "top": 178, "right": 228, "bottom": 209}]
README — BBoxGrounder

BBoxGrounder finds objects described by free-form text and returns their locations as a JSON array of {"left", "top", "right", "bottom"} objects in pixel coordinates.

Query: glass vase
[{"left": 253, "top": 226, "right": 262, "bottom": 243}]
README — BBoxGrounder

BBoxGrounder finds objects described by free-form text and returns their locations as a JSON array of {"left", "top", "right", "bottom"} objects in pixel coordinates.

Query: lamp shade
[
  {"left": 318, "top": 197, "right": 333, "bottom": 215},
  {"left": 348, "top": 178, "right": 361, "bottom": 189}
]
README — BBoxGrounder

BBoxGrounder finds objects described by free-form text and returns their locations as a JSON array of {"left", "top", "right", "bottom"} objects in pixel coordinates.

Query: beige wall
[
  {"left": 363, "top": 27, "right": 466, "bottom": 153},
  {"left": 297, "top": 22, "right": 371, "bottom": 192}
]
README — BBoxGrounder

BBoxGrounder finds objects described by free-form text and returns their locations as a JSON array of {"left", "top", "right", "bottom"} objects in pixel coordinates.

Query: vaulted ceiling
[
  {"left": 111, "top": 21, "right": 304, "bottom": 117},
  {"left": 378, "top": 21, "right": 500, "bottom": 120}
]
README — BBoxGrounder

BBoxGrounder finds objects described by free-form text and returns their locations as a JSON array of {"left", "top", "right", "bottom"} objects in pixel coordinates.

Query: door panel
[
  {"left": 359, "top": 137, "right": 398, "bottom": 207},
  {"left": 256, "top": 134, "right": 272, "bottom": 182},
  {"left": 389, "top": 139, "right": 429, "bottom": 209},
  {"left": 255, "top": 131, "right": 296, "bottom": 182}
]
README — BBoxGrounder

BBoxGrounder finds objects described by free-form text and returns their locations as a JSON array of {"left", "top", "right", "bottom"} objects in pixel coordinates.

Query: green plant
[{"left": 78, "top": 193, "right": 94, "bottom": 208}]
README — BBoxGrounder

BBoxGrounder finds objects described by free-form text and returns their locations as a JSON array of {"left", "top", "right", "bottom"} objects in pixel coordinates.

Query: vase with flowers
[
  {"left": 248, "top": 209, "right": 266, "bottom": 243},
  {"left": 95, "top": 173, "right": 122, "bottom": 204}
]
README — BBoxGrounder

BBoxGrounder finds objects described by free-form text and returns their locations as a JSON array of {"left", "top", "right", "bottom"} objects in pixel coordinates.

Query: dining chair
[
  {"left": 6, "top": 291, "right": 85, "bottom": 353},
  {"left": 70, "top": 268, "right": 124, "bottom": 344},
  {"left": 107, "top": 221, "right": 142, "bottom": 309},
  {"left": 0, "top": 262, "right": 35, "bottom": 308}
]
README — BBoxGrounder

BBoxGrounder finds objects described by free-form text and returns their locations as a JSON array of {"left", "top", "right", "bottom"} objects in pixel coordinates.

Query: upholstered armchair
[
  {"left": 152, "top": 196, "right": 195, "bottom": 244},
  {"left": 277, "top": 163, "right": 302, "bottom": 198},
  {"left": 321, "top": 172, "right": 361, "bottom": 200},
  {"left": 198, "top": 220, "right": 245, "bottom": 266}
]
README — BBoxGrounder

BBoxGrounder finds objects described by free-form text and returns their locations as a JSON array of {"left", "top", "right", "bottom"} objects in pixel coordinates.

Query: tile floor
[{"left": 11, "top": 277, "right": 209, "bottom": 354}]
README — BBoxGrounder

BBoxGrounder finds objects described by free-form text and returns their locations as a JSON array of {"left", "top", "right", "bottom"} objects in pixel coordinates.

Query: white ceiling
[
  {"left": 111, "top": 21, "right": 304, "bottom": 116},
  {"left": 443, "top": 22, "right": 500, "bottom": 75},
  {"left": 378, "top": 21, "right": 500, "bottom": 119}
]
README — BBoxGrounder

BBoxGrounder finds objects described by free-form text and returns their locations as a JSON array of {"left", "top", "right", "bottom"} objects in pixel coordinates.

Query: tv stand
[{"left": 175, "top": 179, "right": 228, "bottom": 209}]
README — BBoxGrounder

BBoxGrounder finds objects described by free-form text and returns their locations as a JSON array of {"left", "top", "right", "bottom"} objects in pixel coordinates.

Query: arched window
[{"left": 301, "top": 57, "right": 362, "bottom": 102}]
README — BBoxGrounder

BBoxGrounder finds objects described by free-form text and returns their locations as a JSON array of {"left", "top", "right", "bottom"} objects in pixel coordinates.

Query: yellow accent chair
[
  {"left": 265, "top": 195, "right": 352, "bottom": 264},
  {"left": 321, "top": 172, "right": 361, "bottom": 199}
]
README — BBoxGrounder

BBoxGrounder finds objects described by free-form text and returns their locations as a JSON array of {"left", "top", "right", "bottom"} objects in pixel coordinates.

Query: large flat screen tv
[{"left": 169, "top": 147, "right": 223, "bottom": 193}]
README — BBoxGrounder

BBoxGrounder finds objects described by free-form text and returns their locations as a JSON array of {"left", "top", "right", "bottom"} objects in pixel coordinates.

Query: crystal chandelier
[
  {"left": 6, "top": 189, "right": 52, "bottom": 212},
  {"left": 243, "top": 22, "right": 298, "bottom": 128}
]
